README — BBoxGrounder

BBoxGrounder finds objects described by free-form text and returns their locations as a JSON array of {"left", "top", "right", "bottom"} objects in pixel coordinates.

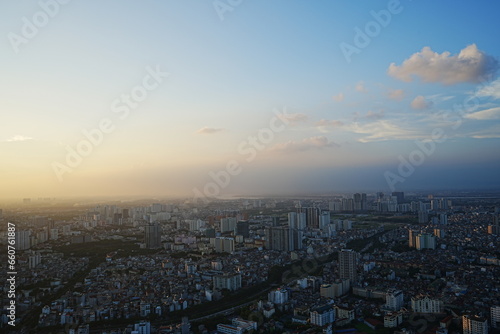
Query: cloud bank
[{"left": 388, "top": 44, "right": 498, "bottom": 85}]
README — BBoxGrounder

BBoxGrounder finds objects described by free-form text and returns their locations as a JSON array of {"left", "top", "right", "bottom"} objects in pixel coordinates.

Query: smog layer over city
[{"left": 1, "top": 1, "right": 500, "bottom": 334}]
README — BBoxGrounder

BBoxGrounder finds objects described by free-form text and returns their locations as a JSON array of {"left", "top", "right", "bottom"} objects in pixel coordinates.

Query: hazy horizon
[{"left": 2, "top": 1, "right": 500, "bottom": 200}]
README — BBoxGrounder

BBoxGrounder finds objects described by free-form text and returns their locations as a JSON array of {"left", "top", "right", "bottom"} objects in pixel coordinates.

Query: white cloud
[
  {"left": 475, "top": 79, "right": 500, "bottom": 100},
  {"left": 277, "top": 112, "right": 308, "bottom": 124},
  {"left": 196, "top": 127, "right": 224, "bottom": 134},
  {"left": 426, "top": 94, "right": 455, "bottom": 103},
  {"left": 315, "top": 119, "right": 344, "bottom": 133},
  {"left": 6, "top": 135, "right": 34, "bottom": 142},
  {"left": 365, "top": 110, "right": 384, "bottom": 120},
  {"left": 464, "top": 106, "right": 500, "bottom": 120},
  {"left": 466, "top": 124, "right": 500, "bottom": 138},
  {"left": 388, "top": 44, "right": 498, "bottom": 85},
  {"left": 332, "top": 93, "right": 344, "bottom": 102},
  {"left": 411, "top": 95, "right": 433, "bottom": 110},
  {"left": 347, "top": 120, "right": 420, "bottom": 142},
  {"left": 388, "top": 89, "right": 405, "bottom": 101},
  {"left": 355, "top": 81, "right": 367, "bottom": 93},
  {"left": 269, "top": 136, "right": 338, "bottom": 153}
]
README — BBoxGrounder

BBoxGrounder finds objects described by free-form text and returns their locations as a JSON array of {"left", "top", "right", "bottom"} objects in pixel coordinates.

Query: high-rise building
[
  {"left": 214, "top": 237, "right": 235, "bottom": 254},
  {"left": 16, "top": 230, "right": 31, "bottom": 250},
  {"left": 145, "top": 223, "right": 161, "bottom": 249},
  {"left": 411, "top": 295, "right": 443, "bottom": 313},
  {"left": 338, "top": 249, "right": 357, "bottom": 283},
  {"left": 320, "top": 279, "right": 350, "bottom": 298},
  {"left": 439, "top": 213, "right": 448, "bottom": 225},
  {"left": 213, "top": 273, "right": 241, "bottom": 291},
  {"left": 304, "top": 207, "right": 320, "bottom": 229},
  {"left": 134, "top": 321, "right": 151, "bottom": 334},
  {"left": 392, "top": 192, "right": 405, "bottom": 204},
  {"left": 310, "top": 305, "right": 335, "bottom": 326},
  {"left": 462, "top": 315, "right": 488, "bottom": 334},
  {"left": 49, "top": 228, "right": 58, "bottom": 240},
  {"left": 319, "top": 211, "right": 330, "bottom": 229},
  {"left": 236, "top": 220, "right": 250, "bottom": 238},
  {"left": 491, "top": 306, "right": 500, "bottom": 329},
  {"left": 439, "top": 198, "right": 448, "bottom": 210},
  {"left": 265, "top": 227, "right": 302, "bottom": 251},
  {"left": 418, "top": 210, "right": 428, "bottom": 223},
  {"left": 353, "top": 193, "right": 362, "bottom": 211},
  {"left": 342, "top": 198, "right": 354, "bottom": 212},
  {"left": 151, "top": 203, "right": 162, "bottom": 213},
  {"left": 434, "top": 229, "right": 445, "bottom": 238},
  {"left": 268, "top": 288, "right": 289, "bottom": 304},
  {"left": 288, "top": 212, "right": 297, "bottom": 228},
  {"left": 415, "top": 233, "right": 436, "bottom": 250},
  {"left": 384, "top": 312, "right": 403, "bottom": 328},
  {"left": 488, "top": 214, "right": 500, "bottom": 235},
  {"left": 386, "top": 289, "right": 404, "bottom": 311},
  {"left": 220, "top": 217, "right": 237, "bottom": 233},
  {"left": 408, "top": 230, "right": 417, "bottom": 248}
]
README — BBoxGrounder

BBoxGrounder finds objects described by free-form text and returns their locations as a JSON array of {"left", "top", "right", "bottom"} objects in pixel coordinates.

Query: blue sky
[{"left": 1, "top": 0, "right": 500, "bottom": 199}]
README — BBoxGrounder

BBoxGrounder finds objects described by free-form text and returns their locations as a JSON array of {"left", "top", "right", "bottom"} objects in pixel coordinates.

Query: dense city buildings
[{"left": 1, "top": 192, "right": 500, "bottom": 333}]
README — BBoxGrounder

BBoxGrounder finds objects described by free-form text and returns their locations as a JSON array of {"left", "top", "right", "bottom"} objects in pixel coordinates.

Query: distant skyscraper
[
  {"left": 439, "top": 198, "right": 448, "bottom": 210},
  {"left": 304, "top": 207, "right": 320, "bottom": 229},
  {"left": 488, "top": 215, "right": 500, "bottom": 235},
  {"left": 214, "top": 237, "right": 235, "bottom": 254},
  {"left": 220, "top": 217, "right": 237, "bottom": 233},
  {"left": 408, "top": 230, "right": 417, "bottom": 248},
  {"left": 338, "top": 249, "right": 357, "bottom": 283},
  {"left": 265, "top": 226, "right": 302, "bottom": 251},
  {"left": 415, "top": 233, "right": 436, "bottom": 250},
  {"left": 145, "top": 223, "right": 161, "bottom": 249},
  {"left": 16, "top": 230, "right": 31, "bottom": 250},
  {"left": 418, "top": 211, "right": 428, "bottom": 224},
  {"left": 288, "top": 212, "right": 297, "bottom": 228},
  {"left": 353, "top": 193, "right": 362, "bottom": 211},
  {"left": 236, "top": 220, "right": 249, "bottom": 238},
  {"left": 319, "top": 211, "right": 330, "bottom": 229},
  {"left": 342, "top": 198, "right": 354, "bottom": 212},
  {"left": 434, "top": 228, "right": 445, "bottom": 238},
  {"left": 391, "top": 192, "right": 404, "bottom": 204}
]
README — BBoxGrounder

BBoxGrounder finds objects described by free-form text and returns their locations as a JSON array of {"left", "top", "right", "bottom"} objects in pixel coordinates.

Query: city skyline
[{"left": 2, "top": 1, "right": 500, "bottom": 200}]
